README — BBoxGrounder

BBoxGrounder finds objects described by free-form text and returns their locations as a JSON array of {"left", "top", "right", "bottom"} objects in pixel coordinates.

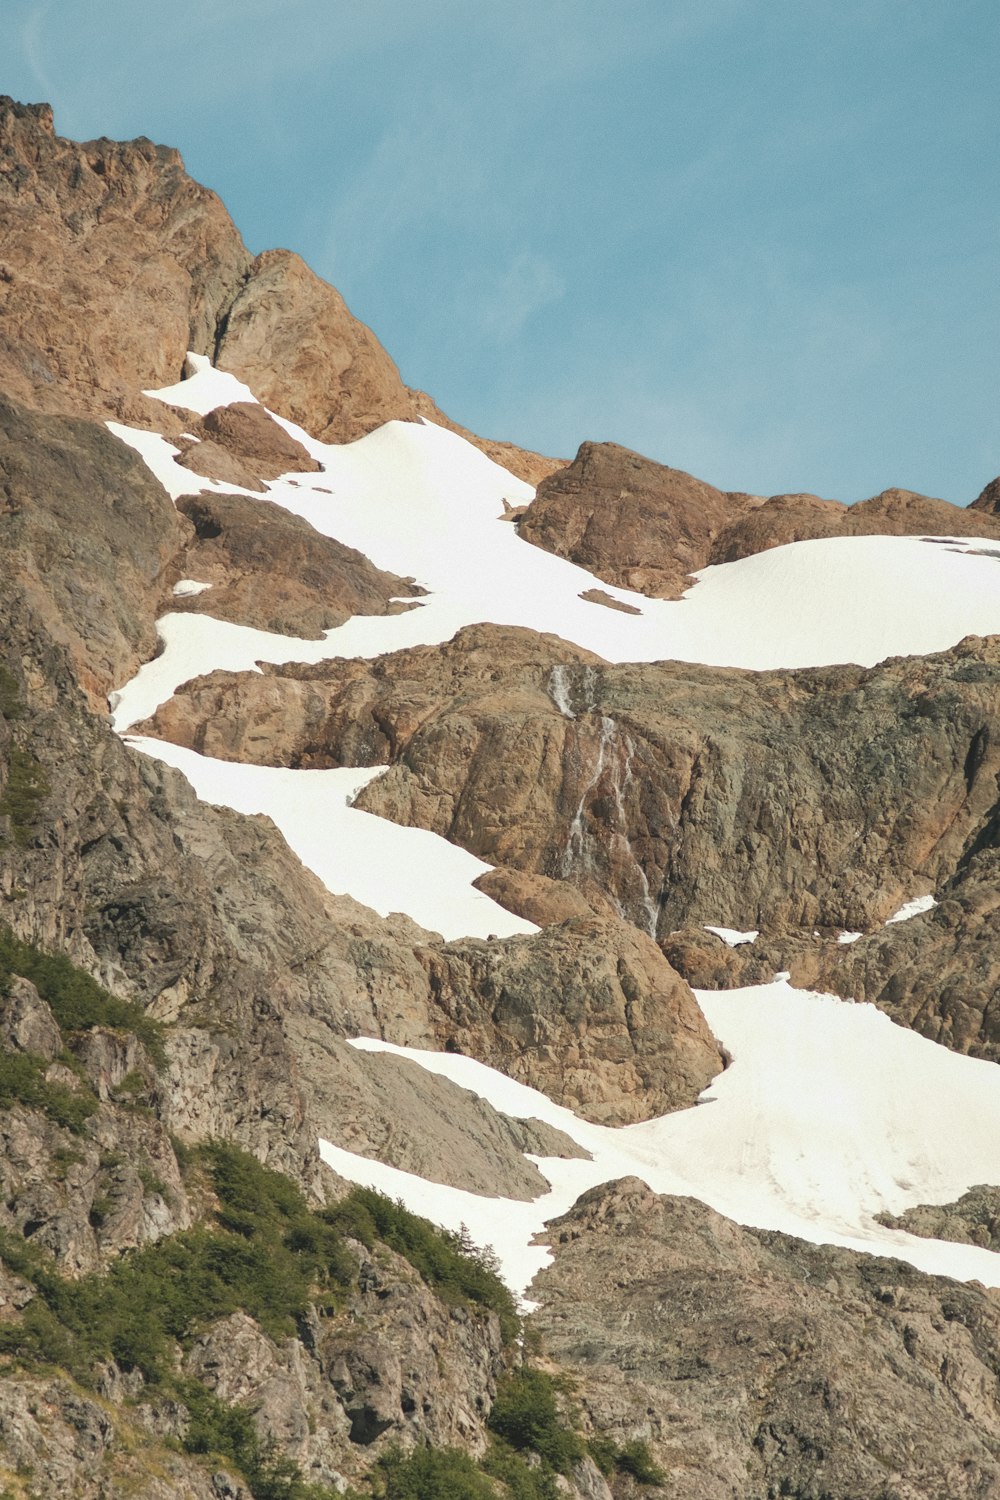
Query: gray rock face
[
  {"left": 877, "top": 1185, "right": 1000, "bottom": 1252},
  {"left": 534, "top": 1178, "right": 1000, "bottom": 1500},
  {"left": 182, "top": 1237, "right": 507, "bottom": 1490}
]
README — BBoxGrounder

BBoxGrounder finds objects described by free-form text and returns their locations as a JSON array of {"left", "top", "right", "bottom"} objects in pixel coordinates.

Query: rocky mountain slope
[{"left": 2, "top": 96, "right": 1000, "bottom": 1499}]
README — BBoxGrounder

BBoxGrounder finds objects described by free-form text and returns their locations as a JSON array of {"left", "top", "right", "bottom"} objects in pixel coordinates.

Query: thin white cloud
[
  {"left": 19, "top": 0, "right": 57, "bottom": 100},
  {"left": 461, "top": 251, "right": 566, "bottom": 345}
]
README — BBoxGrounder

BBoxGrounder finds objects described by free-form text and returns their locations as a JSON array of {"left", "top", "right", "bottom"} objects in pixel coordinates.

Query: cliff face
[{"left": 3, "top": 95, "right": 1000, "bottom": 1500}]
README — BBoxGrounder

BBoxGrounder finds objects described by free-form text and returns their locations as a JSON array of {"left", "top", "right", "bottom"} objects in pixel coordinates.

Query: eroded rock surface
[
  {"left": 168, "top": 490, "right": 423, "bottom": 638},
  {"left": 517, "top": 441, "right": 754, "bottom": 598},
  {"left": 534, "top": 1178, "right": 1000, "bottom": 1500}
]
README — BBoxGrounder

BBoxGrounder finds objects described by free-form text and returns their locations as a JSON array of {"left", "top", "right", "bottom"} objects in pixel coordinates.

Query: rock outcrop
[
  {"left": 173, "top": 400, "right": 322, "bottom": 490},
  {"left": 168, "top": 490, "right": 424, "bottom": 639},
  {"left": 534, "top": 1178, "right": 1000, "bottom": 1499},
  {"left": 713, "top": 484, "right": 1000, "bottom": 564},
  {"left": 0, "top": 97, "right": 559, "bottom": 483},
  {"left": 144, "top": 625, "right": 1000, "bottom": 1061},
  {"left": 516, "top": 438, "right": 1000, "bottom": 599},
  {"left": 876, "top": 1184, "right": 1000, "bottom": 1252},
  {"left": 517, "top": 441, "right": 755, "bottom": 598}
]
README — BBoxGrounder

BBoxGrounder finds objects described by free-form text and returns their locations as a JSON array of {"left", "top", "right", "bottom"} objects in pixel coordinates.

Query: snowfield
[
  {"left": 110, "top": 355, "right": 1000, "bottom": 1299},
  {"left": 110, "top": 355, "right": 1000, "bottom": 730},
  {"left": 324, "top": 983, "right": 1000, "bottom": 1300},
  {"left": 125, "top": 737, "right": 536, "bottom": 942}
]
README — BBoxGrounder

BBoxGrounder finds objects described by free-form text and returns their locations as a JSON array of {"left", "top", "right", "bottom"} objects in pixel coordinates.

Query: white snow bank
[
  {"left": 124, "top": 737, "right": 537, "bottom": 942},
  {"left": 320, "top": 982, "right": 1000, "bottom": 1298},
  {"left": 837, "top": 931, "right": 863, "bottom": 944},
  {"left": 172, "top": 579, "right": 212, "bottom": 597},
  {"left": 886, "top": 893, "right": 938, "bottom": 924},
  {"left": 143, "top": 352, "right": 259, "bottom": 414},
  {"left": 109, "top": 364, "right": 1000, "bottom": 728},
  {"left": 704, "top": 925, "right": 759, "bottom": 947}
]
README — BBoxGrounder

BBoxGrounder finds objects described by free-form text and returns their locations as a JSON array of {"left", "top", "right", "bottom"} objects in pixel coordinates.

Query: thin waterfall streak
[
  {"left": 559, "top": 711, "right": 659, "bottom": 938},
  {"left": 548, "top": 664, "right": 576, "bottom": 719}
]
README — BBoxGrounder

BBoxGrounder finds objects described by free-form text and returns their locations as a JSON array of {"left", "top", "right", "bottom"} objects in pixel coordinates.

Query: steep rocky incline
[
  {"left": 0, "top": 398, "right": 189, "bottom": 706},
  {"left": 0, "top": 96, "right": 558, "bottom": 482},
  {"left": 534, "top": 1177, "right": 1000, "bottom": 1500},
  {"left": 0, "top": 394, "right": 717, "bottom": 1141}
]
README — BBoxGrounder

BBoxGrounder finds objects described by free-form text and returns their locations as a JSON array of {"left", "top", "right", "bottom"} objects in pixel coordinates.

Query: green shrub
[
  {"left": 0, "top": 1050, "right": 97, "bottom": 1133},
  {"left": 0, "top": 745, "right": 49, "bottom": 845},
  {"left": 481, "top": 1443, "right": 560, "bottom": 1499},
  {"left": 487, "top": 1368, "right": 584, "bottom": 1474},
  {"left": 0, "top": 664, "right": 23, "bottom": 721},
  {"left": 0, "top": 1147, "right": 522, "bottom": 1500},
  {"left": 0, "top": 926, "right": 165, "bottom": 1065},
  {"left": 328, "top": 1188, "right": 519, "bottom": 1341},
  {"left": 368, "top": 1445, "right": 497, "bottom": 1500},
  {"left": 589, "top": 1435, "right": 664, "bottom": 1486}
]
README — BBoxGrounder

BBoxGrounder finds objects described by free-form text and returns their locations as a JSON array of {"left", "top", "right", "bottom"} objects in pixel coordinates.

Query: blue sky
[{"left": 6, "top": 0, "right": 998, "bottom": 501}]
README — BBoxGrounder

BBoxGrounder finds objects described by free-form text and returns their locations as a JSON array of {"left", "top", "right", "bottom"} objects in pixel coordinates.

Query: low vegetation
[
  {"left": 0, "top": 924, "right": 165, "bottom": 1063},
  {"left": 0, "top": 1143, "right": 523, "bottom": 1500},
  {"left": 0, "top": 1050, "right": 96, "bottom": 1133}
]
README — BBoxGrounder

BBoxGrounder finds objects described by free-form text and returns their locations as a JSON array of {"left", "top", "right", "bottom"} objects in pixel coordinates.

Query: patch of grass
[{"left": 0, "top": 926, "right": 165, "bottom": 1067}]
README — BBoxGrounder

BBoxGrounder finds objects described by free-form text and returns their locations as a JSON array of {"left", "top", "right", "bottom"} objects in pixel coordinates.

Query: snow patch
[
  {"left": 143, "top": 352, "right": 259, "bottom": 414},
  {"left": 704, "top": 925, "right": 759, "bottom": 947},
  {"left": 886, "top": 893, "right": 938, "bottom": 924},
  {"left": 108, "top": 363, "right": 1000, "bottom": 727},
  {"left": 172, "top": 579, "right": 212, "bottom": 597},
  {"left": 124, "top": 737, "right": 537, "bottom": 942},
  {"left": 326, "top": 983, "right": 1000, "bottom": 1299}
]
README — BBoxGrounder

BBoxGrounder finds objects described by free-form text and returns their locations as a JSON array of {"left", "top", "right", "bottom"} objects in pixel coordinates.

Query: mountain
[{"left": 2, "top": 95, "right": 1000, "bottom": 1499}]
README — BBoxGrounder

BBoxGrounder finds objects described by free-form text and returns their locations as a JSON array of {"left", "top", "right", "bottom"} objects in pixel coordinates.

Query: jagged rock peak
[{"left": 0, "top": 97, "right": 558, "bottom": 481}]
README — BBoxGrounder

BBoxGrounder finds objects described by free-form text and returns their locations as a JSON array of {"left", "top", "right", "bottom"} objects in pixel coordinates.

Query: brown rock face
[
  {"left": 173, "top": 399, "right": 324, "bottom": 491},
  {"left": 517, "top": 441, "right": 752, "bottom": 598},
  {"left": 971, "top": 474, "right": 1000, "bottom": 515},
  {"left": 814, "top": 844, "right": 1000, "bottom": 1060},
  {"left": 168, "top": 491, "right": 423, "bottom": 638},
  {"left": 0, "top": 98, "right": 558, "bottom": 483},
  {"left": 713, "top": 485, "right": 1000, "bottom": 564},
  {"left": 708, "top": 491, "right": 847, "bottom": 563},
  {"left": 517, "top": 434, "right": 1000, "bottom": 598},
  {"left": 145, "top": 626, "right": 1000, "bottom": 1061},
  {"left": 534, "top": 1178, "right": 1000, "bottom": 1499},
  {"left": 876, "top": 1184, "right": 1000, "bottom": 1252},
  {"left": 421, "top": 916, "right": 722, "bottom": 1126},
  {"left": 0, "top": 97, "right": 250, "bottom": 427}
]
